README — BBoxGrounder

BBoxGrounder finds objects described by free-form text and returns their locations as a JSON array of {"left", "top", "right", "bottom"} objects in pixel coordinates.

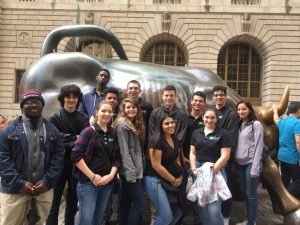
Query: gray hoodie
[
  {"left": 115, "top": 117, "right": 144, "bottom": 182},
  {"left": 235, "top": 120, "right": 264, "bottom": 176}
]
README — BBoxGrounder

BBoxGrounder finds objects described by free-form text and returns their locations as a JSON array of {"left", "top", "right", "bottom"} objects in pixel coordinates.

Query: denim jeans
[
  {"left": 118, "top": 175, "right": 146, "bottom": 225},
  {"left": 195, "top": 162, "right": 226, "bottom": 225},
  {"left": 144, "top": 176, "right": 182, "bottom": 225},
  {"left": 76, "top": 181, "right": 113, "bottom": 225},
  {"left": 46, "top": 164, "right": 77, "bottom": 225},
  {"left": 236, "top": 163, "right": 261, "bottom": 225},
  {"left": 222, "top": 159, "right": 233, "bottom": 219}
]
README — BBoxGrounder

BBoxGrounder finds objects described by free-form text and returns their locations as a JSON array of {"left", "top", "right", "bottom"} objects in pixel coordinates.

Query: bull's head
[{"left": 20, "top": 25, "right": 300, "bottom": 224}]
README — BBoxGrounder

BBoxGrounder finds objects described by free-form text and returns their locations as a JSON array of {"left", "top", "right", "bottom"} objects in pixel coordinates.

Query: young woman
[
  {"left": 235, "top": 101, "right": 264, "bottom": 225},
  {"left": 46, "top": 84, "right": 89, "bottom": 225},
  {"left": 71, "top": 101, "right": 121, "bottom": 225},
  {"left": 189, "top": 108, "right": 231, "bottom": 225},
  {"left": 112, "top": 98, "right": 146, "bottom": 225},
  {"left": 144, "top": 115, "right": 183, "bottom": 225}
]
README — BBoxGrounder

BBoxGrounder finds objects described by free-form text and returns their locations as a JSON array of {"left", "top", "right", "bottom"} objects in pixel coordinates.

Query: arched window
[
  {"left": 217, "top": 43, "right": 261, "bottom": 105},
  {"left": 80, "top": 39, "right": 112, "bottom": 59},
  {"left": 142, "top": 41, "right": 186, "bottom": 66}
]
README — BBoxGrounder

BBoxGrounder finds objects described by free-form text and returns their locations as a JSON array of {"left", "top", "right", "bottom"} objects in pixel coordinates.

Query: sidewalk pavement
[{"left": 57, "top": 187, "right": 284, "bottom": 225}]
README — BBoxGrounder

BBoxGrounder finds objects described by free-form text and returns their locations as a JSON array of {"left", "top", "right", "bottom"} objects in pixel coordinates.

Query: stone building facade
[{"left": 0, "top": 0, "right": 300, "bottom": 116}]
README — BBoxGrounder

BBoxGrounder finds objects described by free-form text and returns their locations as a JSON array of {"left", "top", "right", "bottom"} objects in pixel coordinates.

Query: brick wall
[{"left": 0, "top": 1, "right": 300, "bottom": 115}]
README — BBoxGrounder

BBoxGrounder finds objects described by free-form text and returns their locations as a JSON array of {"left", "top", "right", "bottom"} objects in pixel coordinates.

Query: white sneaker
[{"left": 224, "top": 217, "right": 230, "bottom": 225}]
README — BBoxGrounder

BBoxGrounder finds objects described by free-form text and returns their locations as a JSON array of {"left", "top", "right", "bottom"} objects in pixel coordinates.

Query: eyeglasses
[{"left": 213, "top": 94, "right": 225, "bottom": 97}]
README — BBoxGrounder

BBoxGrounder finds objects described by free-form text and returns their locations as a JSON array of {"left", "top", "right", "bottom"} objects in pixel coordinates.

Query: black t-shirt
[
  {"left": 191, "top": 127, "right": 230, "bottom": 163},
  {"left": 145, "top": 136, "right": 180, "bottom": 177},
  {"left": 89, "top": 123, "right": 115, "bottom": 176},
  {"left": 183, "top": 114, "right": 204, "bottom": 158}
]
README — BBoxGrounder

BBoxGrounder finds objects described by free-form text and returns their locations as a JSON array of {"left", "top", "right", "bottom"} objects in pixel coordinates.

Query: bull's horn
[{"left": 262, "top": 86, "right": 289, "bottom": 123}]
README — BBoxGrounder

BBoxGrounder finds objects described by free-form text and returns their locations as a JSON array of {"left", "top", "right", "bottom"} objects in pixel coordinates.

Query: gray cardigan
[
  {"left": 235, "top": 120, "right": 264, "bottom": 176},
  {"left": 115, "top": 118, "right": 144, "bottom": 182}
]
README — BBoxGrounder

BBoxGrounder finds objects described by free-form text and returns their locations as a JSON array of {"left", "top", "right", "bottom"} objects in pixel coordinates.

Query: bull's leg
[{"left": 262, "top": 156, "right": 300, "bottom": 216}]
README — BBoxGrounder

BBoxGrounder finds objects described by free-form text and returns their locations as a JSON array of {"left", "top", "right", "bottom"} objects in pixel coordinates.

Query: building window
[
  {"left": 80, "top": 39, "right": 112, "bottom": 59},
  {"left": 15, "top": 70, "right": 25, "bottom": 103},
  {"left": 217, "top": 43, "right": 261, "bottom": 104},
  {"left": 142, "top": 42, "right": 186, "bottom": 66}
]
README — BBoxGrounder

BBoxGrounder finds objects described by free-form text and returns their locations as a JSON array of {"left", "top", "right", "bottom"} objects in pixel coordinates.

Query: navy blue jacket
[
  {"left": 78, "top": 87, "right": 105, "bottom": 119},
  {"left": 0, "top": 116, "right": 65, "bottom": 194}
]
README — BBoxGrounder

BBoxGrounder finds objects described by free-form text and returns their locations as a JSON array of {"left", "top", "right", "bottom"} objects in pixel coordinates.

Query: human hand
[
  {"left": 33, "top": 181, "right": 49, "bottom": 194},
  {"left": 19, "top": 182, "right": 34, "bottom": 195},
  {"left": 91, "top": 174, "right": 102, "bottom": 186},
  {"left": 97, "top": 174, "right": 113, "bottom": 186},
  {"left": 171, "top": 177, "right": 182, "bottom": 187}
]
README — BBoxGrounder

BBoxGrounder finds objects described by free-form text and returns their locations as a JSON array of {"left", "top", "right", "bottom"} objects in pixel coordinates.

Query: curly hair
[{"left": 57, "top": 84, "right": 83, "bottom": 109}]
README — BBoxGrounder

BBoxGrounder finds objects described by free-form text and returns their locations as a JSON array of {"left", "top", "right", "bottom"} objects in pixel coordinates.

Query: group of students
[
  {"left": 2, "top": 67, "right": 288, "bottom": 225},
  {"left": 41, "top": 68, "right": 267, "bottom": 225}
]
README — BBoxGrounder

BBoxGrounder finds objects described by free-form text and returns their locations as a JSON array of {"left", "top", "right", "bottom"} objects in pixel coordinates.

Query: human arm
[
  {"left": 296, "top": 135, "right": 300, "bottom": 154},
  {"left": 189, "top": 145, "right": 197, "bottom": 176},
  {"left": 75, "top": 158, "right": 102, "bottom": 186},
  {"left": 250, "top": 121, "right": 264, "bottom": 177},
  {"left": 149, "top": 147, "right": 181, "bottom": 187},
  {"left": 0, "top": 127, "right": 30, "bottom": 193},
  {"left": 213, "top": 147, "right": 231, "bottom": 174},
  {"left": 115, "top": 124, "right": 138, "bottom": 183},
  {"left": 226, "top": 110, "right": 239, "bottom": 151}
]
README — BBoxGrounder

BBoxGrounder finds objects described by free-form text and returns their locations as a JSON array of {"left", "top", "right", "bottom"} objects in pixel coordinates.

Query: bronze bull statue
[{"left": 20, "top": 25, "right": 300, "bottom": 224}]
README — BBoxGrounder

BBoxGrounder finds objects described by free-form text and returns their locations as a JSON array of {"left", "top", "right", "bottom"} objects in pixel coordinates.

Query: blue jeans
[
  {"left": 195, "top": 162, "right": 226, "bottom": 225},
  {"left": 236, "top": 163, "right": 261, "bottom": 225},
  {"left": 119, "top": 175, "right": 146, "bottom": 225},
  {"left": 76, "top": 181, "right": 113, "bottom": 225},
  {"left": 144, "top": 176, "right": 182, "bottom": 225}
]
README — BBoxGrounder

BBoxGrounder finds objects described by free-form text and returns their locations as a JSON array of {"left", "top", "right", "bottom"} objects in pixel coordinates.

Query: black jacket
[{"left": 148, "top": 105, "right": 187, "bottom": 146}]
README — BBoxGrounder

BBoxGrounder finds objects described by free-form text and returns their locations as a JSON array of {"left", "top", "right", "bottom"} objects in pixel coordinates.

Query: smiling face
[
  {"left": 162, "top": 117, "right": 176, "bottom": 136},
  {"left": 22, "top": 99, "right": 43, "bottom": 119},
  {"left": 191, "top": 95, "right": 205, "bottom": 112},
  {"left": 64, "top": 93, "right": 78, "bottom": 112},
  {"left": 203, "top": 110, "right": 217, "bottom": 129},
  {"left": 162, "top": 90, "right": 176, "bottom": 109},
  {"left": 124, "top": 102, "right": 138, "bottom": 120},
  {"left": 213, "top": 90, "right": 226, "bottom": 109},
  {"left": 105, "top": 93, "right": 118, "bottom": 110},
  {"left": 96, "top": 103, "right": 113, "bottom": 124},
  {"left": 237, "top": 103, "right": 250, "bottom": 121},
  {"left": 127, "top": 82, "right": 141, "bottom": 100}
]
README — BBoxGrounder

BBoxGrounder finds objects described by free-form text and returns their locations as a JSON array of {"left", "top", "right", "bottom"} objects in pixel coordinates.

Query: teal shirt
[{"left": 277, "top": 116, "right": 300, "bottom": 164}]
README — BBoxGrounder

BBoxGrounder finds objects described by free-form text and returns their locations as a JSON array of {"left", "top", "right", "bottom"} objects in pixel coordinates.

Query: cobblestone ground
[{"left": 57, "top": 187, "right": 284, "bottom": 225}]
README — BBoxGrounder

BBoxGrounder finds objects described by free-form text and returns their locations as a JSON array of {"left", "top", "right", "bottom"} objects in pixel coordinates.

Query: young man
[
  {"left": 212, "top": 85, "right": 239, "bottom": 225},
  {"left": 46, "top": 85, "right": 89, "bottom": 225},
  {"left": 274, "top": 102, "right": 300, "bottom": 199},
  {"left": 181, "top": 91, "right": 206, "bottom": 225},
  {"left": 0, "top": 89, "right": 65, "bottom": 225},
  {"left": 103, "top": 87, "right": 120, "bottom": 125},
  {"left": 148, "top": 85, "right": 187, "bottom": 145},
  {"left": 78, "top": 69, "right": 111, "bottom": 120},
  {"left": 126, "top": 80, "right": 153, "bottom": 138}
]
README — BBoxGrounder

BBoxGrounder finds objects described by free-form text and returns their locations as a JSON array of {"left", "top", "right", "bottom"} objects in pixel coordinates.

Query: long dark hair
[
  {"left": 236, "top": 100, "right": 257, "bottom": 126},
  {"left": 148, "top": 114, "right": 174, "bottom": 150}
]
